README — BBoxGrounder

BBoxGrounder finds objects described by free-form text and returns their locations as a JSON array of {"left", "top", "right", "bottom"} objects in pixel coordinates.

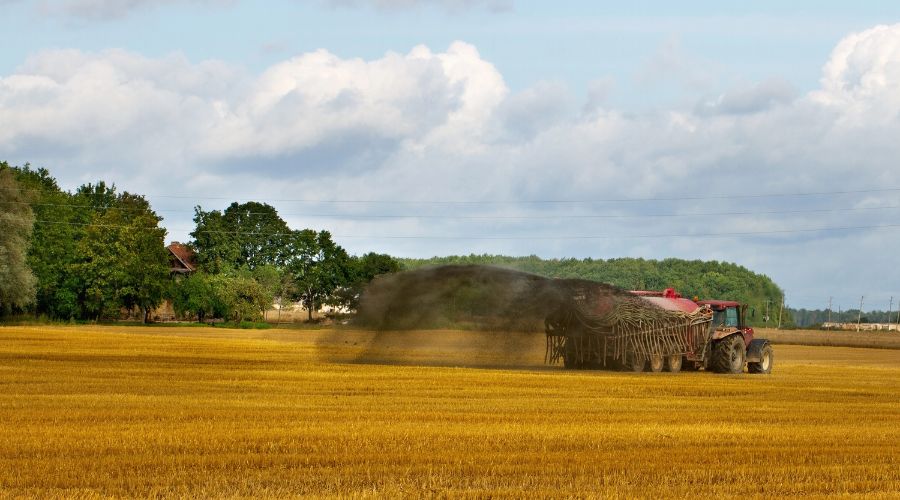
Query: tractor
[
  {"left": 693, "top": 298, "right": 773, "bottom": 374},
  {"left": 545, "top": 287, "right": 773, "bottom": 374}
]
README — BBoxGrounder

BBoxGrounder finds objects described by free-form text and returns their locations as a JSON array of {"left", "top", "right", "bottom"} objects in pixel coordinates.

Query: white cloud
[
  {"left": 812, "top": 23, "right": 900, "bottom": 124},
  {"left": 2, "top": 24, "right": 900, "bottom": 307}
]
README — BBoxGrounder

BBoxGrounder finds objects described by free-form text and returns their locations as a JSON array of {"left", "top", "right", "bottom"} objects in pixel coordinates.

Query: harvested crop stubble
[{"left": 0, "top": 326, "right": 898, "bottom": 498}]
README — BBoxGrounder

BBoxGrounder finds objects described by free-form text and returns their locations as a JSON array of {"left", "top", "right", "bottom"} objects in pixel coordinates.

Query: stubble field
[{"left": 0, "top": 325, "right": 898, "bottom": 498}]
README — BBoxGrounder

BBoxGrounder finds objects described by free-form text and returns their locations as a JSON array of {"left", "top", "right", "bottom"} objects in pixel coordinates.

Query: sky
[{"left": 2, "top": 1, "right": 900, "bottom": 310}]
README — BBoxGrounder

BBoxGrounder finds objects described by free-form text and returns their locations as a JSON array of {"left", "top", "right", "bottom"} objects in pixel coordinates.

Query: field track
[{"left": 0, "top": 325, "right": 898, "bottom": 498}]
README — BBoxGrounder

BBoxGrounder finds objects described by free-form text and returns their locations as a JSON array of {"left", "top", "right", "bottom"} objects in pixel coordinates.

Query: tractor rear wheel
[
  {"left": 666, "top": 354, "right": 682, "bottom": 373},
  {"left": 711, "top": 335, "right": 746, "bottom": 374},
  {"left": 649, "top": 354, "right": 664, "bottom": 372},
  {"left": 748, "top": 343, "right": 773, "bottom": 374}
]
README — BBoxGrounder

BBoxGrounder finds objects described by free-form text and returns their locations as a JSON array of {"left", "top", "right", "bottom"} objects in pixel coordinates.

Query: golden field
[{"left": 0, "top": 325, "right": 898, "bottom": 498}]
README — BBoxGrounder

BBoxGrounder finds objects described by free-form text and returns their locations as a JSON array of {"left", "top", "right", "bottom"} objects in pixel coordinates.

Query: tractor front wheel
[
  {"left": 748, "top": 343, "right": 774, "bottom": 374},
  {"left": 711, "top": 335, "right": 746, "bottom": 374}
]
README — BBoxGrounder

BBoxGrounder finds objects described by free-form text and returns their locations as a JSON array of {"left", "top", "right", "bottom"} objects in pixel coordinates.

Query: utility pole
[
  {"left": 827, "top": 296, "right": 833, "bottom": 324},
  {"left": 896, "top": 300, "right": 900, "bottom": 327},
  {"left": 777, "top": 296, "right": 784, "bottom": 330},
  {"left": 889, "top": 296, "right": 894, "bottom": 328},
  {"left": 857, "top": 295, "right": 864, "bottom": 332}
]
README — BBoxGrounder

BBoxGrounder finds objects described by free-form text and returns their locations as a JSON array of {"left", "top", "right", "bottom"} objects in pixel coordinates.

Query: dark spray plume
[{"left": 355, "top": 264, "right": 639, "bottom": 332}]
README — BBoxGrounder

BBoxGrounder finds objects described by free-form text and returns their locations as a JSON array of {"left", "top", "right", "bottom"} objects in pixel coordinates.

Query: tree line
[
  {"left": 0, "top": 162, "right": 398, "bottom": 322},
  {"left": 788, "top": 308, "right": 900, "bottom": 328},
  {"left": 2, "top": 160, "right": 792, "bottom": 326}
]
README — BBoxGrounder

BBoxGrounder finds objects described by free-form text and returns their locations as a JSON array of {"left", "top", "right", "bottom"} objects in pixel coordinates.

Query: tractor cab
[{"left": 696, "top": 300, "right": 754, "bottom": 346}]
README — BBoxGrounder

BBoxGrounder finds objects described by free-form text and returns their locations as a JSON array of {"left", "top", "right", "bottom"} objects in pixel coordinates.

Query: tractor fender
[
  {"left": 710, "top": 327, "right": 741, "bottom": 341},
  {"left": 746, "top": 339, "right": 771, "bottom": 363}
]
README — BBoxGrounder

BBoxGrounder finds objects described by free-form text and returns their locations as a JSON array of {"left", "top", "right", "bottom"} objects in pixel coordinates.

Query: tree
[
  {"left": 11, "top": 164, "right": 80, "bottom": 318},
  {"left": 192, "top": 202, "right": 291, "bottom": 272},
  {"left": 0, "top": 164, "right": 37, "bottom": 314},
  {"left": 252, "top": 265, "right": 291, "bottom": 321},
  {"left": 286, "top": 230, "right": 352, "bottom": 321},
  {"left": 172, "top": 273, "right": 220, "bottom": 322},
  {"left": 209, "top": 272, "right": 270, "bottom": 323},
  {"left": 114, "top": 193, "right": 171, "bottom": 322},
  {"left": 71, "top": 187, "right": 170, "bottom": 321},
  {"left": 333, "top": 252, "right": 401, "bottom": 311}
]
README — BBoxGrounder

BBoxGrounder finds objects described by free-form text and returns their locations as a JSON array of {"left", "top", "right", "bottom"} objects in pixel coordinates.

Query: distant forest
[
  {"left": 789, "top": 309, "right": 900, "bottom": 328},
  {"left": 401, "top": 254, "right": 788, "bottom": 327}
]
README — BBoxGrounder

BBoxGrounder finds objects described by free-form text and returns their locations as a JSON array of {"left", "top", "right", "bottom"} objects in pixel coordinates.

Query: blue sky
[{"left": 2, "top": 0, "right": 900, "bottom": 310}]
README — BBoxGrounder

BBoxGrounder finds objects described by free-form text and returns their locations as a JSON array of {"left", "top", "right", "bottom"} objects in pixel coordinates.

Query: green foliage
[
  {"left": 71, "top": 188, "right": 170, "bottom": 321},
  {"left": 192, "top": 202, "right": 291, "bottom": 272},
  {"left": 333, "top": 252, "right": 402, "bottom": 311},
  {"left": 400, "top": 254, "right": 786, "bottom": 327},
  {"left": 209, "top": 271, "right": 271, "bottom": 323},
  {"left": 0, "top": 163, "right": 37, "bottom": 313},
  {"left": 6, "top": 164, "right": 170, "bottom": 321},
  {"left": 10, "top": 164, "right": 80, "bottom": 318},
  {"left": 173, "top": 270, "right": 272, "bottom": 323},
  {"left": 285, "top": 230, "right": 353, "bottom": 320},
  {"left": 172, "top": 273, "right": 221, "bottom": 322}
]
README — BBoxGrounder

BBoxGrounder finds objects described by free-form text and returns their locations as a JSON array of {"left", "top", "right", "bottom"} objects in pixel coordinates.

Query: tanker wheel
[
  {"left": 562, "top": 339, "right": 581, "bottom": 369},
  {"left": 666, "top": 354, "right": 683, "bottom": 373},
  {"left": 711, "top": 335, "right": 746, "bottom": 374},
  {"left": 648, "top": 354, "right": 664, "bottom": 372},
  {"left": 630, "top": 353, "right": 647, "bottom": 372},
  {"left": 748, "top": 343, "right": 773, "bottom": 374}
]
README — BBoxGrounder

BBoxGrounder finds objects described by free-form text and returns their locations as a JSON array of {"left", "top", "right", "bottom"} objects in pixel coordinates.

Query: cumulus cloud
[
  {"left": 696, "top": 78, "right": 796, "bottom": 115},
  {"left": 2, "top": 24, "right": 900, "bottom": 306}
]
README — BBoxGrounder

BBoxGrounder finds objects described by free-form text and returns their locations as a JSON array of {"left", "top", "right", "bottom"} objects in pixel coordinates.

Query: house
[
  {"left": 148, "top": 243, "right": 197, "bottom": 322},
  {"left": 167, "top": 242, "right": 196, "bottom": 276}
]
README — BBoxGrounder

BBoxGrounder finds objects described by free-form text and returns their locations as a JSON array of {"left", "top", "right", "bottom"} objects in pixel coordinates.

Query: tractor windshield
[{"left": 713, "top": 307, "right": 740, "bottom": 328}]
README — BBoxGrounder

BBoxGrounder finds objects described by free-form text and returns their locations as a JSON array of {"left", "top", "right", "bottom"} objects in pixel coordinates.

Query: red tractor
[
  {"left": 635, "top": 290, "right": 774, "bottom": 374},
  {"left": 696, "top": 299, "right": 772, "bottom": 373},
  {"left": 545, "top": 287, "right": 774, "bottom": 374}
]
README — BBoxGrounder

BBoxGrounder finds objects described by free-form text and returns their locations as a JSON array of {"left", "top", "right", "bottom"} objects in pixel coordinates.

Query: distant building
[
  {"left": 167, "top": 242, "right": 196, "bottom": 276},
  {"left": 822, "top": 322, "right": 900, "bottom": 332}
]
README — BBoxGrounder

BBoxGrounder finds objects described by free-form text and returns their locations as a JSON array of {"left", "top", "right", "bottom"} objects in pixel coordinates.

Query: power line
[
  {"left": 6, "top": 200, "right": 900, "bottom": 220},
  {"left": 31, "top": 219, "right": 900, "bottom": 240},
  {"left": 6, "top": 184, "right": 900, "bottom": 204},
  {"left": 131, "top": 186, "right": 900, "bottom": 204},
  {"left": 330, "top": 223, "right": 900, "bottom": 240}
]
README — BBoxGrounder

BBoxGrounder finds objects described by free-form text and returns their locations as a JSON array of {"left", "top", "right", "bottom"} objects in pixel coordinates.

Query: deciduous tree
[{"left": 0, "top": 164, "right": 37, "bottom": 314}]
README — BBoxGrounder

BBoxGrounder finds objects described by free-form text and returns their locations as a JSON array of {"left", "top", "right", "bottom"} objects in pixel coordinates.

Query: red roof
[{"left": 167, "top": 242, "right": 196, "bottom": 273}]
